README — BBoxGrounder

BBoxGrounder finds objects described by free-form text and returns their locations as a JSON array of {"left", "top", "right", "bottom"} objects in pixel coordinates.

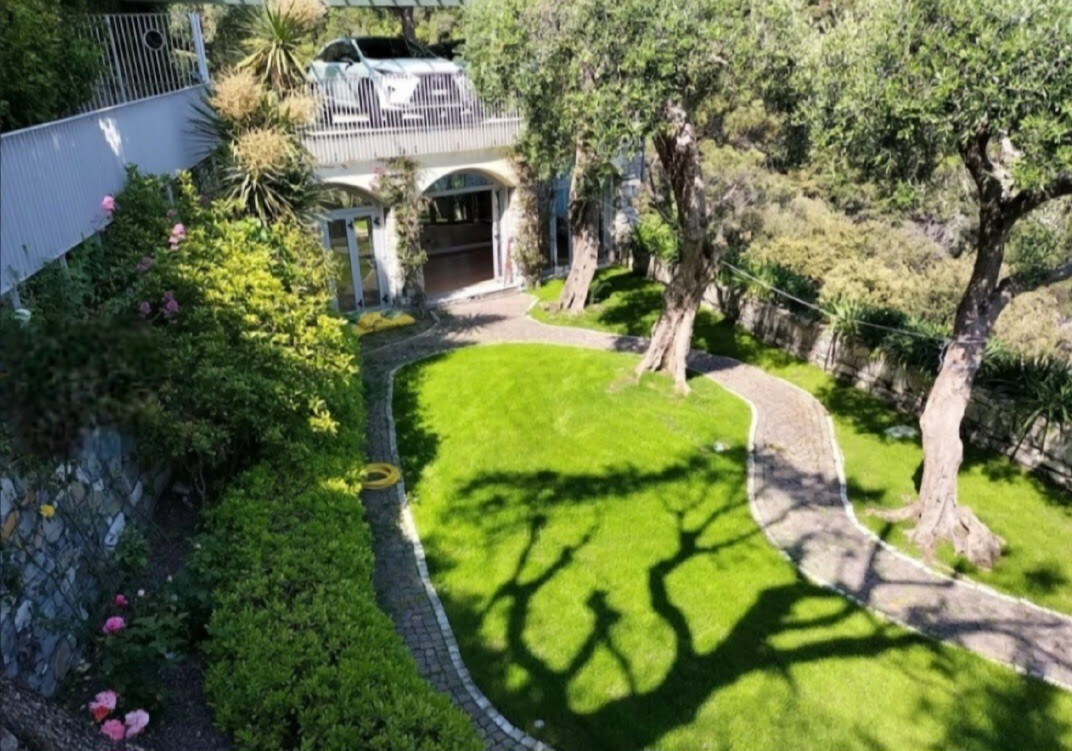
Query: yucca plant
[
  {"left": 238, "top": 0, "right": 324, "bottom": 92},
  {"left": 983, "top": 351, "right": 1072, "bottom": 453}
]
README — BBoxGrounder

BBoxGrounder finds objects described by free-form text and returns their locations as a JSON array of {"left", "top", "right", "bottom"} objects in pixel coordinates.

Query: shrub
[
  {"left": 633, "top": 211, "right": 680, "bottom": 264},
  {"left": 1, "top": 168, "right": 355, "bottom": 486},
  {"left": 198, "top": 413, "right": 481, "bottom": 751},
  {"left": 0, "top": 0, "right": 102, "bottom": 131}
]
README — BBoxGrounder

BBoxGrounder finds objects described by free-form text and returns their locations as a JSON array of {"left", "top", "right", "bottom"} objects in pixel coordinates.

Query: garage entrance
[{"left": 420, "top": 172, "right": 504, "bottom": 296}]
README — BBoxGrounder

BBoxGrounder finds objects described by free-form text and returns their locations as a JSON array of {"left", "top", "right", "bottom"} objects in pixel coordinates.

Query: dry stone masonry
[{"left": 0, "top": 429, "right": 167, "bottom": 697}]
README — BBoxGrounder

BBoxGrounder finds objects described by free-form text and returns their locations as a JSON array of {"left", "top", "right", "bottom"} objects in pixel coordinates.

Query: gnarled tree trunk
[
  {"left": 899, "top": 173, "right": 1010, "bottom": 568},
  {"left": 393, "top": 9, "right": 417, "bottom": 43},
  {"left": 556, "top": 144, "right": 602, "bottom": 314},
  {"left": 636, "top": 103, "right": 713, "bottom": 392},
  {"left": 636, "top": 249, "right": 713, "bottom": 391}
]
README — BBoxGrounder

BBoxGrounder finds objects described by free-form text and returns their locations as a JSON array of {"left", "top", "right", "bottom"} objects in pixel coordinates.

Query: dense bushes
[
  {"left": 0, "top": 0, "right": 102, "bottom": 131},
  {"left": 2, "top": 169, "right": 354, "bottom": 485},
  {"left": 197, "top": 414, "right": 481, "bottom": 751}
]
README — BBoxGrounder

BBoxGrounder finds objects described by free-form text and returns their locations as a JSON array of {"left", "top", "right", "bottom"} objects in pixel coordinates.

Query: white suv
[{"left": 308, "top": 36, "right": 476, "bottom": 128}]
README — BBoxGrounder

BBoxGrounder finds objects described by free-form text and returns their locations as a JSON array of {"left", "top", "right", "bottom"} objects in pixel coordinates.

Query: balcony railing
[
  {"left": 82, "top": 13, "right": 209, "bottom": 114},
  {"left": 1, "top": 13, "right": 210, "bottom": 297},
  {"left": 301, "top": 76, "right": 521, "bottom": 167}
]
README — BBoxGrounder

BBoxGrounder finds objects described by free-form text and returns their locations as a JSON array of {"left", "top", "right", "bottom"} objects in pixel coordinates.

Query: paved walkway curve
[{"left": 361, "top": 292, "right": 1072, "bottom": 751}]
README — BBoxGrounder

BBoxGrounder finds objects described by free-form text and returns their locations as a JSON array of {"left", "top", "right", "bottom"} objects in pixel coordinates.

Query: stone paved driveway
[{"left": 361, "top": 292, "right": 1072, "bottom": 751}]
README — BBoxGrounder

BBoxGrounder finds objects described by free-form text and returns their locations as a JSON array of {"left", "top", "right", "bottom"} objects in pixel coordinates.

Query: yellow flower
[
  {"left": 209, "top": 69, "right": 265, "bottom": 123},
  {"left": 39, "top": 504, "right": 56, "bottom": 519}
]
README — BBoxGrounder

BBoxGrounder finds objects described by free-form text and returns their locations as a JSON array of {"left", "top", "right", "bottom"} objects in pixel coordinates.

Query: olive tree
[
  {"left": 810, "top": 0, "right": 1072, "bottom": 568},
  {"left": 461, "top": 0, "right": 635, "bottom": 313}
]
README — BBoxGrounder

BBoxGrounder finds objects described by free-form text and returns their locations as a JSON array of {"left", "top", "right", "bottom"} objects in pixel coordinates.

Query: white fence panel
[
  {"left": 302, "top": 77, "right": 522, "bottom": 166},
  {"left": 1, "top": 87, "right": 212, "bottom": 295}
]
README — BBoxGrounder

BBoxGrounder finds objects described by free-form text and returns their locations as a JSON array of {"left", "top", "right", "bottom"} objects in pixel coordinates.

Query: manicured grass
[
  {"left": 396, "top": 345, "right": 1072, "bottom": 751},
  {"left": 531, "top": 268, "right": 1072, "bottom": 615}
]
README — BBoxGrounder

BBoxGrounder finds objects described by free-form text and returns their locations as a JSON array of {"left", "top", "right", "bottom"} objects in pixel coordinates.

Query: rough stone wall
[
  {"left": 0, "top": 429, "right": 168, "bottom": 697},
  {"left": 644, "top": 258, "right": 1072, "bottom": 490}
]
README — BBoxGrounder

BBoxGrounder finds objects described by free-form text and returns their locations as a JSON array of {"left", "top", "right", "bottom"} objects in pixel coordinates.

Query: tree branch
[
  {"left": 1005, "top": 172, "right": 1072, "bottom": 221},
  {"left": 993, "top": 260, "right": 1072, "bottom": 306}
]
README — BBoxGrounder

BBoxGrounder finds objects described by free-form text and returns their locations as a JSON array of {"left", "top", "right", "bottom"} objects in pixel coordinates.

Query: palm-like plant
[{"left": 238, "top": 0, "right": 324, "bottom": 91}]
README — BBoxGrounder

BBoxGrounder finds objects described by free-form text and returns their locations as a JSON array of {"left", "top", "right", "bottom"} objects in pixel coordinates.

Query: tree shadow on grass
[{"left": 422, "top": 456, "right": 973, "bottom": 751}]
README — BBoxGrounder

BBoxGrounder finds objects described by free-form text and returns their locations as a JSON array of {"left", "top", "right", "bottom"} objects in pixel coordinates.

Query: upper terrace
[{"left": 1, "top": 2, "right": 520, "bottom": 298}]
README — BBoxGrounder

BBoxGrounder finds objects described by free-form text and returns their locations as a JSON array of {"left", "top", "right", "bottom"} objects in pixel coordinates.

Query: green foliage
[
  {"left": 462, "top": 0, "right": 752, "bottom": 176},
  {"left": 0, "top": 0, "right": 102, "bottom": 131},
  {"left": 88, "top": 586, "right": 192, "bottom": 711},
  {"left": 198, "top": 418, "right": 481, "bottom": 751},
  {"left": 1, "top": 169, "right": 355, "bottom": 486},
  {"left": 238, "top": 0, "right": 323, "bottom": 91},
  {"left": 808, "top": 0, "right": 1072, "bottom": 191},
  {"left": 375, "top": 158, "right": 428, "bottom": 311},
  {"left": 633, "top": 212, "right": 680, "bottom": 264},
  {"left": 982, "top": 350, "right": 1072, "bottom": 442}
]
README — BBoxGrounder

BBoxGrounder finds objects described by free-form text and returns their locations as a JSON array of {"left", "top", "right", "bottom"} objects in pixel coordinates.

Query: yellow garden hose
[{"left": 361, "top": 462, "right": 401, "bottom": 490}]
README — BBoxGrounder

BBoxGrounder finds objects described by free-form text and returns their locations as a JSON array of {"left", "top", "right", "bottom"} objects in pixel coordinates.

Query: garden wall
[
  {"left": 0, "top": 429, "right": 168, "bottom": 696},
  {"left": 643, "top": 258, "right": 1072, "bottom": 490}
]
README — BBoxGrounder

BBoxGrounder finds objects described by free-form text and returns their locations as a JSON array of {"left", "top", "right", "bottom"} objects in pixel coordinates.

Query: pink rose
[
  {"left": 101, "top": 195, "right": 116, "bottom": 217},
  {"left": 113, "top": 593, "right": 128, "bottom": 607},
  {"left": 101, "top": 719, "right": 126, "bottom": 742},
  {"left": 101, "top": 616, "right": 126, "bottom": 635},
  {"left": 136, "top": 255, "right": 154, "bottom": 273},
  {"left": 138, "top": 301, "right": 151, "bottom": 318},
  {"left": 124, "top": 709, "right": 150, "bottom": 738},
  {"left": 89, "top": 690, "right": 117, "bottom": 722}
]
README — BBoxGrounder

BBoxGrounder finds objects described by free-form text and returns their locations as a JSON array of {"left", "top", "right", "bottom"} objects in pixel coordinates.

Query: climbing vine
[{"left": 374, "top": 157, "right": 428, "bottom": 314}]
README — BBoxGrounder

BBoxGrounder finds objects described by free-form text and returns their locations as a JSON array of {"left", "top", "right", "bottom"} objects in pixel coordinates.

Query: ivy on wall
[{"left": 374, "top": 157, "right": 428, "bottom": 314}]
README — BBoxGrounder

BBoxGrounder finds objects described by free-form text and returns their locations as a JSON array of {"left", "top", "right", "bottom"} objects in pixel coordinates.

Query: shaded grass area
[
  {"left": 396, "top": 345, "right": 1072, "bottom": 751},
  {"left": 531, "top": 268, "right": 1072, "bottom": 615}
]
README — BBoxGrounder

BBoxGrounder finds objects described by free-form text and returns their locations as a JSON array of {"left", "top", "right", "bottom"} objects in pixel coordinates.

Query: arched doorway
[
  {"left": 320, "top": 185, "right": 388, "bottom": 313},
  {"left": 420, "top": 171, "right": 508, "bottom": 296}
]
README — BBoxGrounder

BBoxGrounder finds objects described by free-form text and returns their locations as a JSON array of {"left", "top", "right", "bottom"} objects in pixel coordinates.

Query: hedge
[{"left": 198, "top": 412, "right": 481, "bottom": 751}]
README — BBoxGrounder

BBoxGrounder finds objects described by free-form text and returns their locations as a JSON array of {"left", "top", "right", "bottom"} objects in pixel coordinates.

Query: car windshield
[{"left": 355, "top": 37, "right": 434, "bottom": 60}]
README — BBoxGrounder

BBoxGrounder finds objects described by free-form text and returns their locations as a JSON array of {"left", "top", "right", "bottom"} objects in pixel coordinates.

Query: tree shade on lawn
[
  {"left": 531, "top": 268, "right": 1072, "bottom": 616},
  {"left": 395, "top": 344, "right": 1072, "bottom": 751}
]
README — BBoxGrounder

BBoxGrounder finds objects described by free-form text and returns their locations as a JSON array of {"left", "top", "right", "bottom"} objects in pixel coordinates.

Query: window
[
  {"left": 319, "top": 41, "right": 356, "bottom": 63},
  {"left": 422, "top": 192, "right": 492, "bottom": 226}
]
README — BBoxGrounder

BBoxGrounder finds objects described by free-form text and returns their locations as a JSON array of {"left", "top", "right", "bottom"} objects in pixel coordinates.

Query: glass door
[
  {"left": 352, "top": 217, "right": 382, "bottom": 309},
  {"left": 326, "top": 217, "right": 359, "bottom": 313}
]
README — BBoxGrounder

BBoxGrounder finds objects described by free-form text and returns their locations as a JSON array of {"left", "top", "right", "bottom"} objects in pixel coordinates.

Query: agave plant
[{"left": 238, "top": 0, "right": 324, "bottom": 92}]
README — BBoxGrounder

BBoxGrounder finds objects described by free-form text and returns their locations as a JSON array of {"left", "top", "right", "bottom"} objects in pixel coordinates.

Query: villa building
[{"left": 0, "top": 5, "right": 643, "bottom": 312}]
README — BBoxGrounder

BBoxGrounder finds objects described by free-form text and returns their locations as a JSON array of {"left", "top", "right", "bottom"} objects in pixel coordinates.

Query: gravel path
[{"left": 361, "top": 292, "right": 1072, "bottom": 751}]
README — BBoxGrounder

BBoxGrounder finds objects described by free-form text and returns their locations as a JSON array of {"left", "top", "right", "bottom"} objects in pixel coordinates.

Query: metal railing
[
  {"left": 301, "top": 75, "right": 522, "bottom": 165},
  {"left": 81, "top": 12, "right": 208, "bottom": 113}
]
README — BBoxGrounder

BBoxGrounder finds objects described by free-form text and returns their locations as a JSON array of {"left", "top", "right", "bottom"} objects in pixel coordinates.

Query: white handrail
[{"left": 301, "top": 76, "right": 521, "bottom": 166}]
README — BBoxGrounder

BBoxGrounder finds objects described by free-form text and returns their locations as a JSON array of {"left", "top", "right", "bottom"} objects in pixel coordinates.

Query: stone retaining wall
[
  {"left": 643, "top": 257, "right": 1072, "bottom": 490},
  {"left": 0, "top": 429, "right": 168, "bottom": 696}
]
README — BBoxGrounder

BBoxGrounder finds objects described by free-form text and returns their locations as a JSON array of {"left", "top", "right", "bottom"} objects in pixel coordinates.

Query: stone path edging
[{"left": 363, "top": 293, "right": 1072, "bottom": 751}]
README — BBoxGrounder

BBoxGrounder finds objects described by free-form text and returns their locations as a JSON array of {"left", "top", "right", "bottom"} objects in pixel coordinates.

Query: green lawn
[
  {"left": 531, "top": 268, "right": 1072, "bottom": 615},
  {"left": 395, "top": 344, "right": 1072, "bottom": 751}
]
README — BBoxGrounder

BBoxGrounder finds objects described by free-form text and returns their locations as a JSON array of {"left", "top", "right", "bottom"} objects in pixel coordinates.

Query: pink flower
[
  {"left": 162, "top": 291, "right": 180, "bottom": 319},
  {"left": 168, "top": 223, "right": 186, "bottom": 251},
  {"left": 136, "top": 255, "right": 154, "bottom": 273},
  {"left": 124, "top": 709, "right": 150, "bottom": 738},
  {"left": 113, "top": 593, "right": 128, "bottom": 607},
  {"left": 101, "top": 195, "right": 116, "bottom": 217},
  {"left": 101, "top": 719, "right": 126, "bottom": 742},
  {"left": 89, "top": 690, "right": 117, "bottom": 723},
  {"left": 138, "top": 301, "right": 151, "bottom": 318},
  {"left": 101, "top": 616, "right": 126, "bottom": 635}
]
